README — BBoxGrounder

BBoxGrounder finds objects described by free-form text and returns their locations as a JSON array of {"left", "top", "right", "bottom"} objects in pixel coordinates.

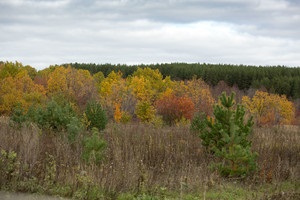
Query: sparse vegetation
[{"left": 0, "top": 116, "right": 299, "bottom": 199}]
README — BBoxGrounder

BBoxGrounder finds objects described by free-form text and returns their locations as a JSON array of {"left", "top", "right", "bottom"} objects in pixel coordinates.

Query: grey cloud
[
  {"left": 0, "top": 0, "right": 299, "bottom": 69},
  {"left": 63, "top": 0, "right": 300, "bottom": 38},
  {"left": 1, "top": 0, "right": 299, "bottom": 37}
]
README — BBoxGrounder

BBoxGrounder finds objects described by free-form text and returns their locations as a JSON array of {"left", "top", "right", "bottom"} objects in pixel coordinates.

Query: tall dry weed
[
  {"left": 251, "top": 126, "right": 300, "bottom": 183},
  {"left": 0, "top": 116, "right": 299, "bottom": 195}
]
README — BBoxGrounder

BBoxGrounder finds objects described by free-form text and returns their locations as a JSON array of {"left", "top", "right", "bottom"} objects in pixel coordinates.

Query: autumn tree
[
  {"left": 185, "top": 78, "right": 215, "bottom": 115},
  {"left": 128, "top": 67, "right": 173, "bottom": 102},
  {"left": 47, "top": 66, "right": 68, "bottom": 95},
  {"left": 47, "top": 66, "right": 98, "bottom": 111},
  {"left": 0, "top": 61, "right": 23, "bottom": 80},
  {"left": 33, "top": 65, "right": 58, "bottom": 88},
  {"left": 172, "top": 78, "right": 214, "bottom": 116},
  {"left": 242, "top": 90, "right": 295, "bottom": 126},
  {"left": 68, "top": 68, "right": 98, "bottom": 109},
  {"left": 0, "top": 70, "right": 46, "bottom": 115},
  {"left": 135, "top": 101, "right": 156, "bottom": 123},
  {"left": 132, "top": 67, "right": 169, "bottom": 99},
  {"left": 155, "top": 92, "right": 195, "bottom": 125},
  {"left": 127, "top": 67, "right": 173, "bottom": 122},
  {"left": 99, "top": 71, "right": 131, "bottom": 119},
  {"left": 0, "top": 77, "right": 21, "bottom": 114}
]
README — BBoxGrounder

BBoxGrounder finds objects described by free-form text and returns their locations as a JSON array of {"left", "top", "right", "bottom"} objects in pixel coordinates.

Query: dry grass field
[{"left": 0, "top": 116, "right": 299, "bottom": 199}]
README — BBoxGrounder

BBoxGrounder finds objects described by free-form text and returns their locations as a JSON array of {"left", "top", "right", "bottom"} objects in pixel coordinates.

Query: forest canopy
[
  {"left": 63, "top": 62, "right": 300, "bottom": 99},
  {"left": 0, "top": 61, "right": 299, "bottom": 126}
]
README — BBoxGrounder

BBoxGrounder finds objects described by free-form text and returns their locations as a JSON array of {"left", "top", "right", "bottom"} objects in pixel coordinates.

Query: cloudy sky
[{"left": 1, "top": 0, "right": 300, "bottom": 70}]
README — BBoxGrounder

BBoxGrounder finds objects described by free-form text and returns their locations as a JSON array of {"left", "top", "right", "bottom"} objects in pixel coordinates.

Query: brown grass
[
  {"left": 0, "top": 116, "right": 299, "bottom": 196},
  {"left": 252, "top": 126, "right": 300, "bottom": 183}
]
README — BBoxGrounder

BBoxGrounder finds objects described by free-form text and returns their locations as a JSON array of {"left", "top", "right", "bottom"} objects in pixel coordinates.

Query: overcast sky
[{"left": 1, "top": 0, "right": 300, "bottom": 70}]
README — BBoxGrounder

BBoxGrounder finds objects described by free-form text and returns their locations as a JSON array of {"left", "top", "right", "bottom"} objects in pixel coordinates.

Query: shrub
[
  {"left": 42, "top": 100, "right": 76, "bottom": 131},
  {"left": 10, "top": 99, "right": 80, "bottom": 133},
  {"left": 10, "top": 99, "right": 85, "bottom": 144},
  {"left": 82, "top": 128, "right": 107, "bottom": 165},
  {"left": 67, "top": 116, "right": 84, "bottom": 143},
  {"left": 85, "top": 101, "right": 107, "bottom": 131},
  {"left": 191, "top": 92, "right": 257, "bottom": 178},
  {"left": 120, "top": 111, "right": 132, "bottom": 124},
  {"left": 0, "top": 149, "right": 20, "bottom": 187},
  {"left": 30, "top": 99, "right": 78, "bottom": 131}
]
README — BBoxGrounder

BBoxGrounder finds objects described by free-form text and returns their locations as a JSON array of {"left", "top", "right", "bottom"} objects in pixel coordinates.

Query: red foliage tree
[{"left": 155, "top": 93, "right": 195, "bottom": 125}]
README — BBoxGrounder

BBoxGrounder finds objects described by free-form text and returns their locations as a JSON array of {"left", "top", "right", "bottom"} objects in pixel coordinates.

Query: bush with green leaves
[
  {"left": 84, "top": 101, "right": 107, "bottom": 131},
  {"left": 82, "top": 128, "right": 107, "bottom": 165},
  {"left": 33, "top": 99, "right": 77, "bottom": 131},
  {"left": 0, "top": 149, "right": 20, "bottom": 187},
  {"left": 11, "top": 99, "right": 83, "bottom": 142},
  {"left": 191, "top": 92, "right": 257, "bottom": 178}
]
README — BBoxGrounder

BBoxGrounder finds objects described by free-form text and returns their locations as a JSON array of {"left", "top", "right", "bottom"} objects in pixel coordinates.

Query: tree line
[
  {"left": 0, "top": 61, "right": 296, "bottom": 126},
  {"left": 64, "top": 62, "right": 300, "bottom": 99}
]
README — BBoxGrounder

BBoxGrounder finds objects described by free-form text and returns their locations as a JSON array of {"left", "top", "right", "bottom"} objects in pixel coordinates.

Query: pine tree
[{"left": 192, "top": 92, "right": 257, "bottom": 178}]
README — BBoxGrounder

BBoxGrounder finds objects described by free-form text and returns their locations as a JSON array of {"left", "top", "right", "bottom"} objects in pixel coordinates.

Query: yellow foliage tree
[
  {"left": 99, "top": 71, "right": 129, "bottom": 118},
  {"left": 127, "top": 67, "right": 175, "bottom": 122},
  {"left": 47, "top": 66, "right": 68, "bottom": 95},
  {"left": 47, "top": 66, "right": 98, "bottom": 110},
  {"left": 0, "top": 70, "right": 46, "bottom": 114},
  {"left": 129, "top": 67, "right": 173, "bottom": 102},
  {"left": 128, "top": 76, "right": 153, "bottom": 102},
  {"left": 0, "top": 77, "right": 20, "bottom": 114},
  {"left": 135, "top": 101, "right": 156, "bottom": 122},
  {"left": 242, "top": 90, "right": 295, "bottom": 125},
  {"left": 0, "top": 61, "right": 23, "bottom": 80}
]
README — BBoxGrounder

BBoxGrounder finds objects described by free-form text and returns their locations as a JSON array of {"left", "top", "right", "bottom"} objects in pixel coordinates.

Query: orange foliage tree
[
  {"left": 172, "top": 78, "right": 215, "bottom": 116},
  {"left": 155, "top": 92, "right": 195, "bottom": 125},
  {"left": 242, "top": 90, "right": 295, "bottom": 125},
  {"left": 113, "top": 103, "right": 122, "bottom": 122}
]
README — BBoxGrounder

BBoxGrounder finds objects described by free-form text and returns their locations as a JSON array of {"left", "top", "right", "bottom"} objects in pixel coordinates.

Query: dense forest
[
  {"left": 64, "top": 62, "right": 300, "bottom": 99},
  {"left": 0, "top": 61, "right": 298, "bottom": 126}
]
